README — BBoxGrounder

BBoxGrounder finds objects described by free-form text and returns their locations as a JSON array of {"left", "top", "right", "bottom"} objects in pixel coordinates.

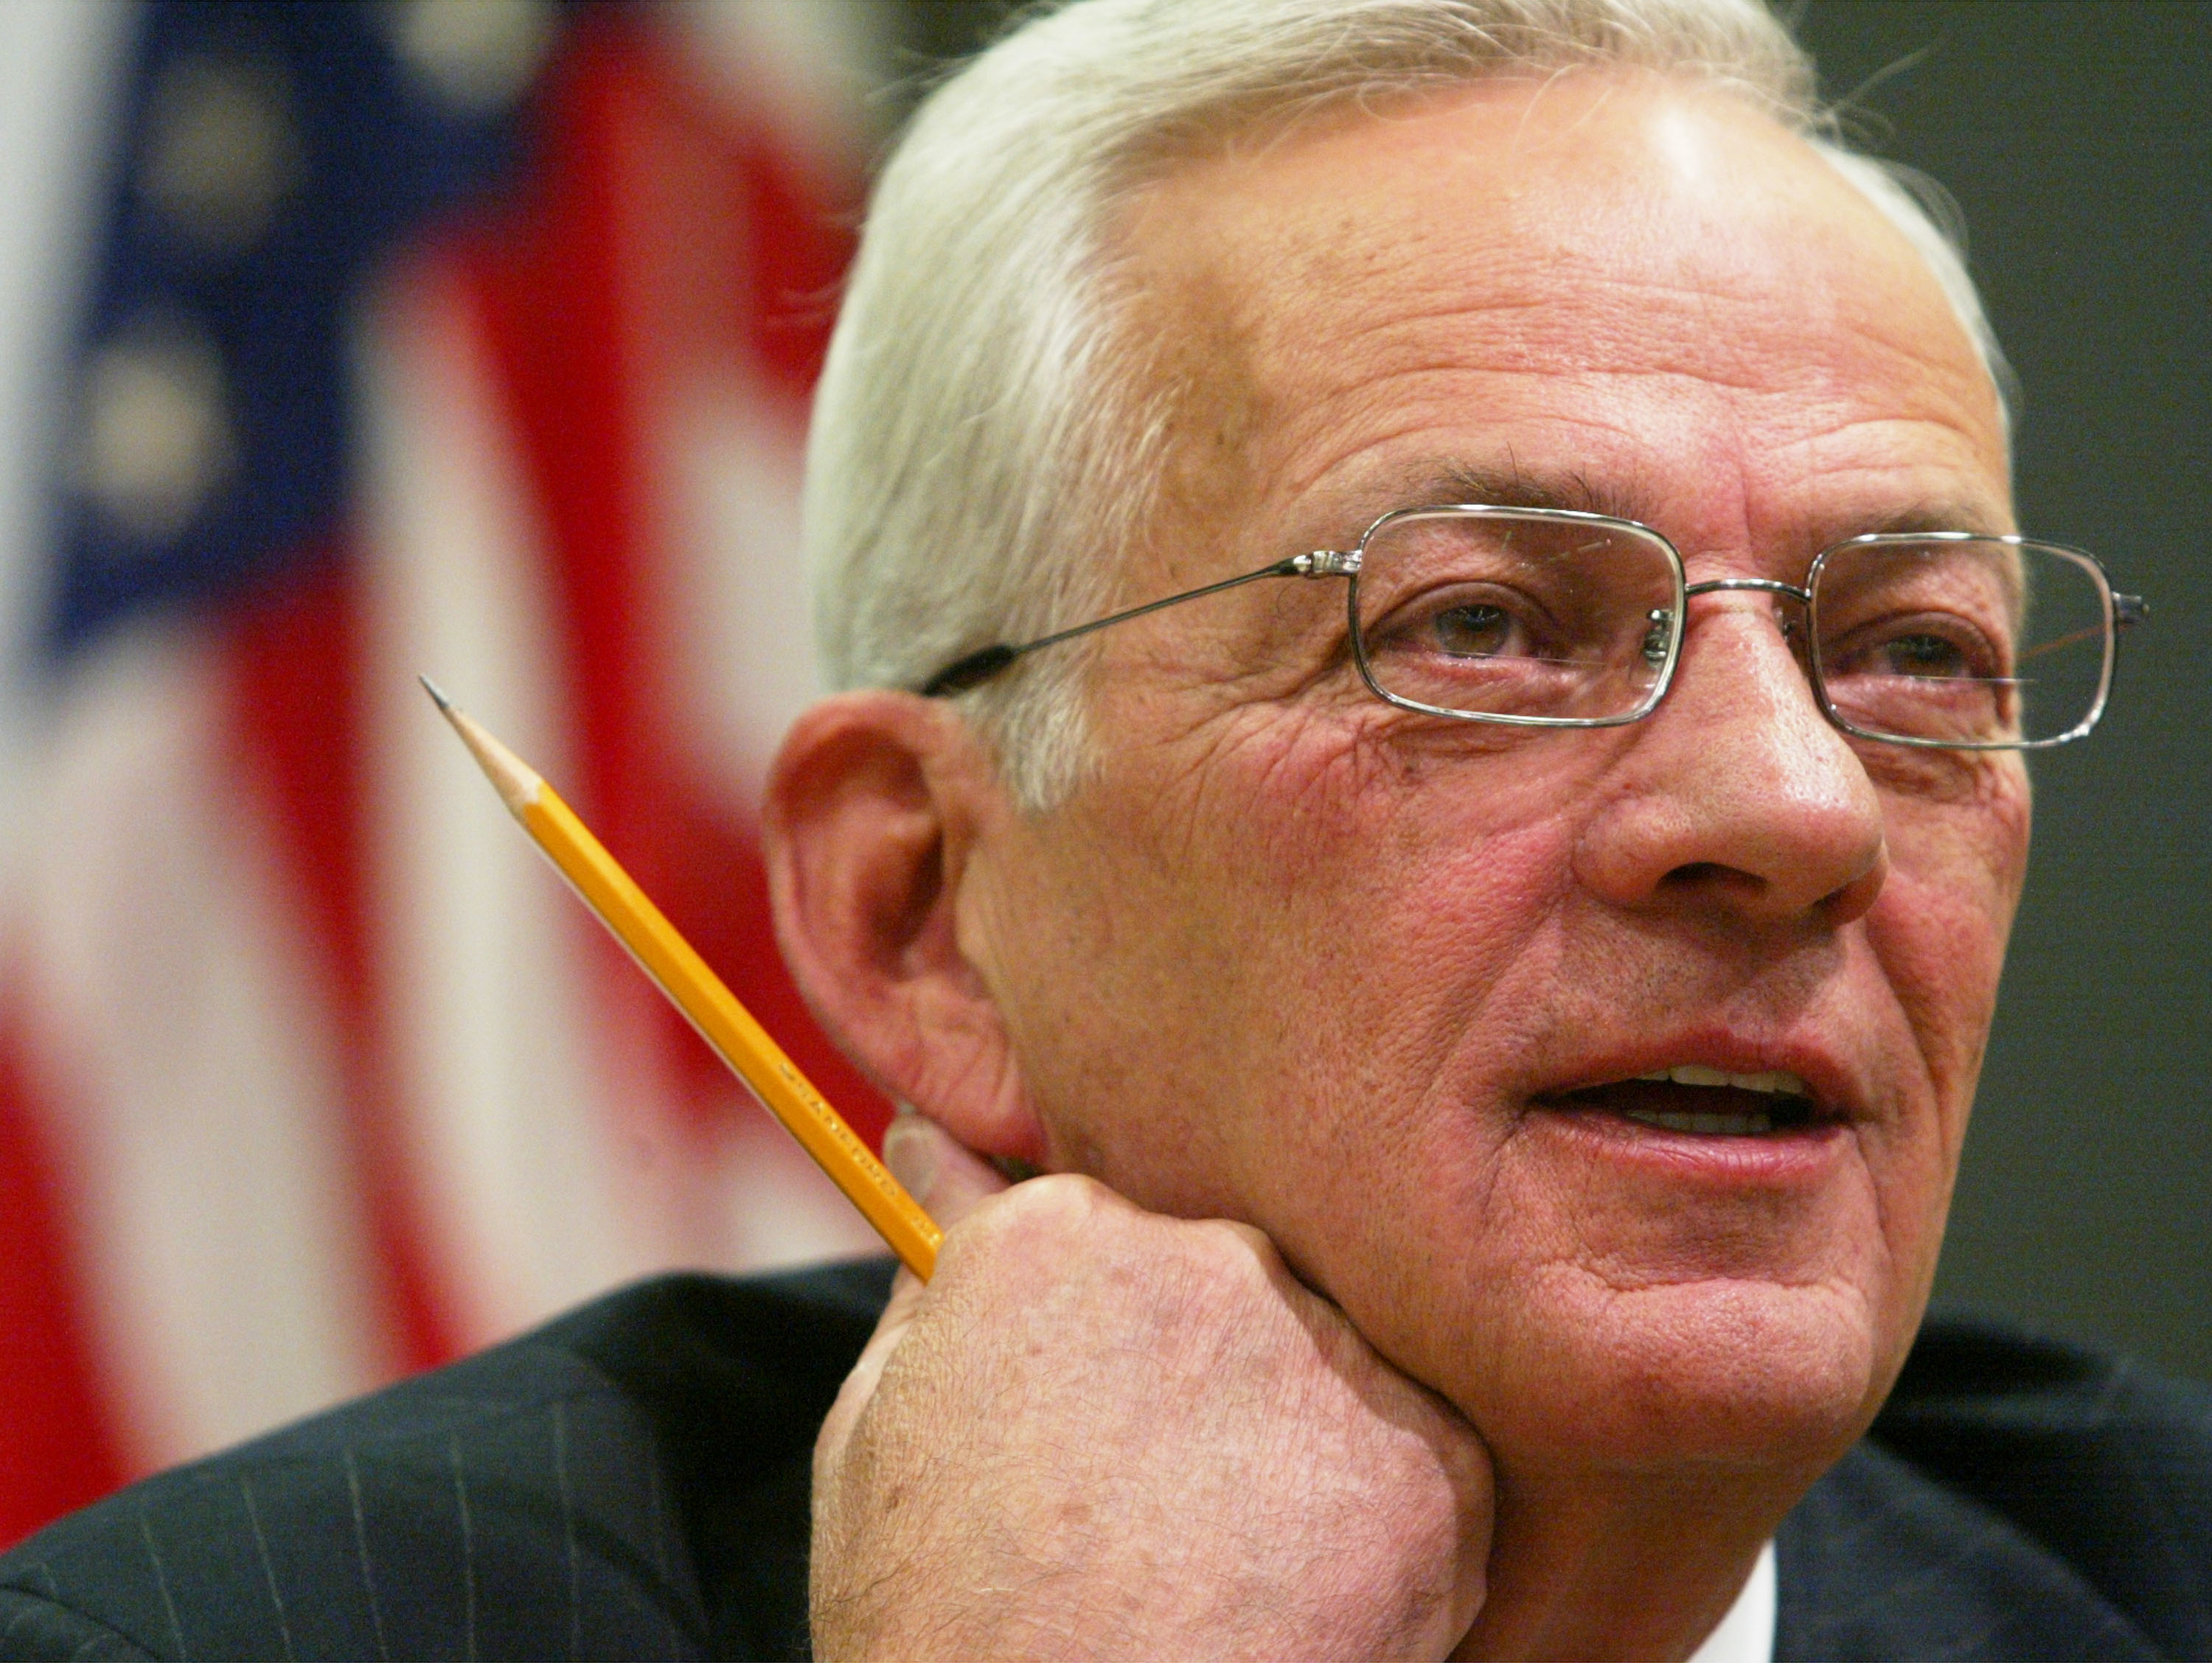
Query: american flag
[{"left": 0, "top": 0, "right": 892, "bottom": 1547}]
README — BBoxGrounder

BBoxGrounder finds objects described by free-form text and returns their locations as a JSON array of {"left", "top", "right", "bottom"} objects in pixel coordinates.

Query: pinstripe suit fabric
[
  {"left": 4, "top": 1265, "right": 2208, "bottom": 1660},
  {"left": 0, "top": 1263, "right": 891, "bottom": 1662}
]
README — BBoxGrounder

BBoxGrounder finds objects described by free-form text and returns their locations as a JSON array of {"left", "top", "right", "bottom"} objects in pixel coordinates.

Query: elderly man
[{"left": 1, "top": 1, "right": 2198, "bottom": 1659}]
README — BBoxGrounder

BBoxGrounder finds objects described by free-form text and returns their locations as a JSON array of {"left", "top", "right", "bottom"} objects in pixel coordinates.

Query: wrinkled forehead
[{"left": 1111, "top": 70, "right": 2009, "bottom": 571}]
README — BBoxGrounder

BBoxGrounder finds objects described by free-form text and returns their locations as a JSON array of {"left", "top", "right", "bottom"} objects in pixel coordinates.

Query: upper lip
[{"left": 1530, "top": 1036, "right": 1867, "bottom": 1124}]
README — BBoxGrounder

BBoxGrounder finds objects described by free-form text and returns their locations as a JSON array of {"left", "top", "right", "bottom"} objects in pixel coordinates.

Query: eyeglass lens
[
  {"left": 1810, "top": 539, "right": 2108, "bottom": 747},
  {"left": 1351, "top": 510, "right": 2113, "bottom": 745},
  {"left": 1352, "top": 510, "right": 1677, "bottom": 724}
]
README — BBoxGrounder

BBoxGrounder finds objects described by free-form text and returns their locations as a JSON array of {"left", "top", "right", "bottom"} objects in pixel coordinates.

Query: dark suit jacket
[{"left": 2, "top": 1260, "right": 2207, "bottom": 1660}]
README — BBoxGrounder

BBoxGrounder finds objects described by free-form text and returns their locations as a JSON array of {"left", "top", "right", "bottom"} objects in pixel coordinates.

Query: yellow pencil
[{"left": 421, "top": 678, "right": 941, "bottom": 1280}]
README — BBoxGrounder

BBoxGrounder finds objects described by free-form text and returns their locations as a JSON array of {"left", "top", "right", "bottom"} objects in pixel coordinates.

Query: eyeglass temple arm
[
  {"left": 2020, "top": 600, "right": 2150, "bottom": 666},
  {"left": 919, "top": 554, "right": 1324, "bottom": 696}
]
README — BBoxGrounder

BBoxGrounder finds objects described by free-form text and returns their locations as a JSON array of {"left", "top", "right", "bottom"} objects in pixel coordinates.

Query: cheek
[
  {"left": 1180, "top": 728, "right": 1608, "bottom": 1247},
  {"left": 1865, "top": 763, "right": 2031, "bottom": 1109},
  {"left": 1208, "top": 715, "right": 1600, "bottom": 1053},
  {"left": 1028, "top": 709, "right": 1592, "bottom": 1212},
  {"left": 1843, "top": 762, "right": 2029, "bottom": 1317},
  {"left": 1112, "top": 702, "right": 1590, "bottom": 952}
]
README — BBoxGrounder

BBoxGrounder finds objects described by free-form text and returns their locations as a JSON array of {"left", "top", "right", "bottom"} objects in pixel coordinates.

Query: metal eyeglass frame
[{"left": 919, "top": 504, "right": 2149, "bottom": 751}]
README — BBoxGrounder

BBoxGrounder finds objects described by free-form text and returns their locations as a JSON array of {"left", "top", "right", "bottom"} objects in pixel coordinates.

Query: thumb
[
  {"left": 817, "top": 1115, "right": 1011, "bottom": 1482},
  {"left": 883, "top": 1111, "right": 1011, "bottom": 1235}
]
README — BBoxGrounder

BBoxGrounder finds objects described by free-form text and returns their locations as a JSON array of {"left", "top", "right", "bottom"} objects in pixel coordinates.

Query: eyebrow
[
  {"left": 1825, "top": 504, "right": 2012, "bottom": 541},
  {"left": 1339, "top": 460, "right": 2008, "bottom": 551},
  {"left": 1415, "top": 461, "right": 1648, "bottom": 525}
]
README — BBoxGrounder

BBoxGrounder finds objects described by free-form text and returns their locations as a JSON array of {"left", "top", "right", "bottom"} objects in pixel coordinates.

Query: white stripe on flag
[
  {"left": 357, "top": 257, "right": 655, "bottom": 1349},
  {"left": 0, "top": 0, "right": 132, "bottom": 899}
]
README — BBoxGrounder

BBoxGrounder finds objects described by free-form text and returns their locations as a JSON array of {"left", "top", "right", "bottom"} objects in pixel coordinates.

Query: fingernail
[{"left": 883, "top": 1114, "right": 942, "bottom": 1202}]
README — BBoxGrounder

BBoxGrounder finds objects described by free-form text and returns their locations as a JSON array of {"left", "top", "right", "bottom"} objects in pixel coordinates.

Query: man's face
[{"left": 964, "top": 73, "right": 2025, "bottom": 1477}]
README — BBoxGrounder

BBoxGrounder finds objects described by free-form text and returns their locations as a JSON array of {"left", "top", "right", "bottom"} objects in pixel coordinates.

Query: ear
[{"left": 762, "top": 690, "right": 1046, "bottom": 1165}]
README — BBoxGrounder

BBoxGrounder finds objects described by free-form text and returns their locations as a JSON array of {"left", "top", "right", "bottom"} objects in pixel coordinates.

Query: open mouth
[{"left": 1540, "top": 1064, "right": 1828, "bottom": 1137}]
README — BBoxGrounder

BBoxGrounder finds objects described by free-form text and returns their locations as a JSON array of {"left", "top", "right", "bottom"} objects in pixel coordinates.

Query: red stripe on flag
[
  {"left": 730, "top": 102, "right": 858, "bottom": 400},
  {"left": 460, "top": 17, "right": 888, "bottom": 1151},
  {"left": 0, "top": 1005, "right": 128, "bottom": 1547},
  {"left": 219, "top": 547, "right": 459, "bottom": 1377}
]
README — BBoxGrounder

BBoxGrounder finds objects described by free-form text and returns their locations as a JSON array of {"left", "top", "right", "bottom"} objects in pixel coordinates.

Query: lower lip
[{"left": 1528, "top": 1099, "right": 1851, "bottom": 1185}]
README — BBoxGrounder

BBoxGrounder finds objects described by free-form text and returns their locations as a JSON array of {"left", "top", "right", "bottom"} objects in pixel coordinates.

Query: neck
[{"left": 1450, "top": 1454, "right": 1810, "bottom": 1662}]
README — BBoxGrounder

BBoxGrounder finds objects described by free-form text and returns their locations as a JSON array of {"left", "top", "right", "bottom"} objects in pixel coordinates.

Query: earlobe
[{"left": 762, "top": 691, "right": 1047, "bottom": 1165}]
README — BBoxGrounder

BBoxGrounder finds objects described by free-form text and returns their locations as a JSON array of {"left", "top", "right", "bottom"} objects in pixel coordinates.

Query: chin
[{"left": 1453, "top": 1272, "right": 1903, "bottom": 1481}]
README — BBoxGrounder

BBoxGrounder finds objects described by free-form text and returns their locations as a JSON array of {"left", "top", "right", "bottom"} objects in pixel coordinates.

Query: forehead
[{"left": 1118, "top": 72, "right": 2011, "bottom": 571}]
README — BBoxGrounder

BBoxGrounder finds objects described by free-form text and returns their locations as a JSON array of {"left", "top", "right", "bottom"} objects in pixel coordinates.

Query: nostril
[
  {"left": 1662, "top": 861, "right": 1750, "bottom": 893},
  {"left": 1654, "top": 860, "right": 1781, "bottom": 913}
]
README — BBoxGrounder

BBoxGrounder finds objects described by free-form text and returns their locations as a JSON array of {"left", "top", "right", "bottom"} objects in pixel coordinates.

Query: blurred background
[{"left": 0, "top": 0, "right": 2202, "bottom": 1549}]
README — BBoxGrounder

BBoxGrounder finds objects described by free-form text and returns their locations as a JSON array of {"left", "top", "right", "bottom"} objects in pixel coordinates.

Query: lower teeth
[{"left": 1621, "top": 1109, "right": 1773, "bottom": 1136}]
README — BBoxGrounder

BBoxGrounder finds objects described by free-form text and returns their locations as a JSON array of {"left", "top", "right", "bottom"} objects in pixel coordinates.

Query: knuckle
[
  {"left": 1177, "top": 1216, "right": 1292, "bottom": 1303},
  {"left": 1011, "top": 1169, "right": 1119, "bottom": 1217},
  {"left": 1198, "top": 1215, "right": 1284, "bottom": 1272},
  {"left": 953, "top": 1171, "right": 1119, "bottom": 1255}
]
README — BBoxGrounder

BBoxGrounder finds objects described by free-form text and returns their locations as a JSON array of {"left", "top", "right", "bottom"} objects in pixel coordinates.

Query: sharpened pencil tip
[{"left": 424, "top": 682, "right": 543, "bottom": 812}]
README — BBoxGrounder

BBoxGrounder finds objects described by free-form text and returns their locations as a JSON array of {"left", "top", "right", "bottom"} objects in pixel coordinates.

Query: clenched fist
[{"left": 810, "top": 1117, "right": 1494, "bottom": 1662}]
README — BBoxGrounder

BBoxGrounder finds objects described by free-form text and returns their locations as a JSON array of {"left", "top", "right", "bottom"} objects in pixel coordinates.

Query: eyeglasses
[{"left": 922, "top": 505, "right": 2147, "bottom": 750}]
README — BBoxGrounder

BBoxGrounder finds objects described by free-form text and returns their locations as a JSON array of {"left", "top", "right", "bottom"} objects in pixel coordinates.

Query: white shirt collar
[{"left": 1686, "top": 1541, "right": 1777, "bottom": 1663}]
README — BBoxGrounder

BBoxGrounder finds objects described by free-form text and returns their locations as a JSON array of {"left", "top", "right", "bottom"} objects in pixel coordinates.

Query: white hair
[{"left": 804, "top": 0, "right": 2011, "bottom": 809}]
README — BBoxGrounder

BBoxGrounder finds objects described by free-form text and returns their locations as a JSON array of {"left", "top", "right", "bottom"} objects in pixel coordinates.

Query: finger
[
  {"left": 819, "top": 1116, "right": 1015, "bottom": 1479},
  {"left": 815, "top": 1280, "right": 915, "bottom": 1482},
  {"left": 855, "top": 1115, "right": 1005, "bottom": 1372},
  {"left": 855, "top": 1115, "right": 1004, "bottom": 1367},
  {"left": 883, "top": 1112, "right": 1010, "bottom": 1234}
]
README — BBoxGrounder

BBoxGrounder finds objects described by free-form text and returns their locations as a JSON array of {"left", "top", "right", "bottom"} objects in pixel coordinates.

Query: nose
[{"left": 1573, "top": 599, "right": 1888, "bottom": 928}]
